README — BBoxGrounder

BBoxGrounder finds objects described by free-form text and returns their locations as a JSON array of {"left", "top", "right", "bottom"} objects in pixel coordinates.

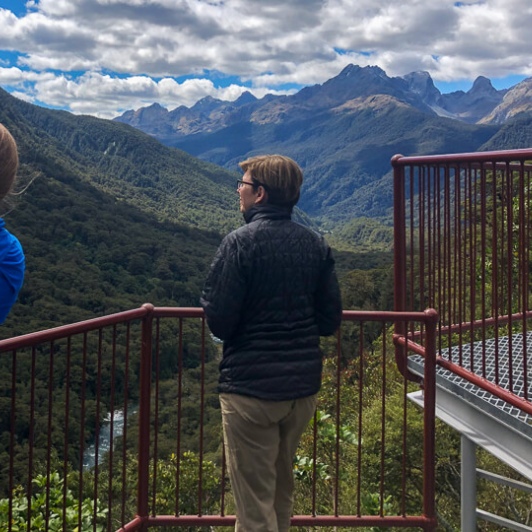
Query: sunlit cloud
[{"left": 0, "top": 0, "right": 530, "bottom": 117}]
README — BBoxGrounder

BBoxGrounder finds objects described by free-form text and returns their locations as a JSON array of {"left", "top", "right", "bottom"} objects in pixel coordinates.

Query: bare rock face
[
  {"left": 480, "top": 78, "right": 532, "bottom": 124},
  {"left": 403, "top": 71, "right": 443, "bottom": 107}
]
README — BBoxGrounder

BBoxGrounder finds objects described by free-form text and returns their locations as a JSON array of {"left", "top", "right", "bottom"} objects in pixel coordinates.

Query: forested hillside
[
  {"left": 0, "top": 87, "right": 238, "bottom": 337},
  {"left": 0, "top": 86, "right": 396, "bottom": 340},
  {"left": 0, "top": 88, "right": 242, "bottom": 235},
  {"left": 1, "top": 167, "right": 224, "bottom": 338}
]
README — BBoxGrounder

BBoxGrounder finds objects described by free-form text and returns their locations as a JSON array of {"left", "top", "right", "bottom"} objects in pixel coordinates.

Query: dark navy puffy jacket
[{"left": 200, "top": 204, "right": 342, "bottom": 401}]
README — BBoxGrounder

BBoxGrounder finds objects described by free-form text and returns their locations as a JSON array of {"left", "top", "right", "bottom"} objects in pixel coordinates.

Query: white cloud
[
  {"left": 0, "top": 0, "right": 531, "bottom": 117},
  {"left": 9, "top": 71, "right": 292, "bottom": 118}
]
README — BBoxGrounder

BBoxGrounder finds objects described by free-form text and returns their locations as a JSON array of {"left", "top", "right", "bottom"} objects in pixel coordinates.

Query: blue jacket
[
  {"left": 0, "top": 218, "right": 25, "bottom": 324},
  {"left": 200, "top": 204, "right": 342, "bottom": 401}
]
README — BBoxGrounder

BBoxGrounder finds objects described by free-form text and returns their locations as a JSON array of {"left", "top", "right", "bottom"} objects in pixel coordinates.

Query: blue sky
[{"left": 0, "top": 0, "right": 530, "bottom": 118}]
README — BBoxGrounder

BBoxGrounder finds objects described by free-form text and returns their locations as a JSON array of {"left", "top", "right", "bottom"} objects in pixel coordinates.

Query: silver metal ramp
[{"left": 407, "top": 331, "right": 532, "bottom": 481}]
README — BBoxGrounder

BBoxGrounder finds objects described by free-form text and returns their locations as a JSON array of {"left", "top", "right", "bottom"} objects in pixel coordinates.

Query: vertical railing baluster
[
  {"left": 506, "top": 163, "right": 514, "bottom": 393},
  {"left": 522, "top": 162, "right": 529, "bottom": 398},
  {"left": 93, "top": 329, "right": 104, "bottom": 532},
  {"left": 198, "top": 317, "right": 206, "bottom": 516},
  {"left": 120, "top": 323, "right": 131, "bottom": 528},
  {"left": 436, "top": 165, "right": 443, "bottom": 352},
  {"left": 108, "top": 325, "right": 118, "bottom": 530},
  {"left": 401, "top": 325, "right": 408, "bottom": 517},
  {"left": 151, "top": 318, "right": 161, "bottom": 516},
  {"left": 8, "top": 349, "right": 16, "bottom": 532},
  {"left": 138, "top": 304, "right": 154, "bottom": 531},
  {"left": 356, "top": 322, "right": 364, "bottom": 517},
  {"left": 334, "top": 325, "right": 341, "bottom": 516},
  {"left": 175, "top": 318, "right": 184, "bottom": 517},
  {"left": 45, "top": 341, "right": 54, "bottom": 532},
  {"left": 379, "top": 323, "right": 387, "bottom": 517},
  {"left": 26, "top": 346, "right": 36, "bottom": 532},
  {"left": 78, "top": 332, "right": 88, "bottom": 531},
  {"left": 63, "top": 337, "right": 72, "bottom": 529}
]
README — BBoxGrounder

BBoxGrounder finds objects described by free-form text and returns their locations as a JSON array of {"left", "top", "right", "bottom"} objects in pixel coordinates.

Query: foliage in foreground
[{"left": 0, "top": 472, "right": 107, "bottom": 532}]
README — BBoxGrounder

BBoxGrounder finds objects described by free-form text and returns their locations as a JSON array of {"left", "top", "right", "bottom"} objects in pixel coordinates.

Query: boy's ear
[{"left": 255, "top": 185, "right": 268, "bottom": 204}]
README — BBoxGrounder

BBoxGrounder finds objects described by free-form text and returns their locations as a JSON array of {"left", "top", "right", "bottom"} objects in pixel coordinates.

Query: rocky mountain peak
[
  {"left": 337, "top": 64, "right": 362, "bottom": 77},
  {"left": 470, "top": 76, "right": 498, "bottom": 97},
  {"left": 403, "top": 71, "right": 442, "bottom": 106},
  {"left": 118, "top": 102, "right": 168, "bottom": 127},
  {"left": 315, "top": 63, "right": 405, "bottom": 107},
  {"left": 234, "top": 91, "right": 257, "bottom": 106},
  {"left": 191, "top": 95, "right": 223, "bottom": 113}
]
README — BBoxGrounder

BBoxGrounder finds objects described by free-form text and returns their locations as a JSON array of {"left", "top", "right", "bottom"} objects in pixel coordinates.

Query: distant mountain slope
[
  {"left": 0, "top": 88, "right": 241, "bottom": 233},
  {"left": 1, "top": 158, "right": 223, "bottom": 337},
  {"left": 158, "top": 93, "right": 498, "bottom": 219},
  {"left": 115, "top": 65, "right": 520, "bottom": 137},
  {"left": 479, "top": 111, "right": 532, "bottom": 150},
  {"left": 0, "top": 87, "right": 345, "bottom": 337},
  {"left": 480, "top": 78, "right": 532, "bottom": 124},
  {"left": 115, "top": 64, "right": 532, "bottom": 221}
]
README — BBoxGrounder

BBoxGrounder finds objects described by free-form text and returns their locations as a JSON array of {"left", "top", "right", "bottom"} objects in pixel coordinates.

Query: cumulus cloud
[{"left": 0, "top": 0, "right": 531, "bottom": 117}]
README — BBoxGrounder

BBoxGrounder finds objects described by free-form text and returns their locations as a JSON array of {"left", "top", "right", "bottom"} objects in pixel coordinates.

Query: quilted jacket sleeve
[
  {"left": 200, "top": 234, "right": 247, "bottom": 341},
  {"left": 314, "top": 245, "right": 342, "bottom": 336}
]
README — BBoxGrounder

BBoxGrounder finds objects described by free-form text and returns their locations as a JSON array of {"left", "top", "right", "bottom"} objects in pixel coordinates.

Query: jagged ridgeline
[{"left": 0, "top": 88, "right": 242, "bottom": 336}]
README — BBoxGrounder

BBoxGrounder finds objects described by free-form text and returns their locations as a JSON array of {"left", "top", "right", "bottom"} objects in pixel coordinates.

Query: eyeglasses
[{"left": 237, "top": 179, "right": 269, "bottom": 191}]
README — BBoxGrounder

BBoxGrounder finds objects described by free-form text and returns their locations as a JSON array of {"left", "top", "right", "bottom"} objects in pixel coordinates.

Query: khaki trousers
[{"left": 219, "top": 392, "right": 317, "bottom": 532}]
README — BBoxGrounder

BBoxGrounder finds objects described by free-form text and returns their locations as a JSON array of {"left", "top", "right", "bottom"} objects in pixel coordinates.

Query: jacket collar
[{"left": 243, "top": 203, "right": 292, "bottom": 224}]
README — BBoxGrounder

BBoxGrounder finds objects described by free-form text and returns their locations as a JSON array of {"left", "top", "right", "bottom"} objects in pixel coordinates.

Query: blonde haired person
[
  {"left": 0, "top": 123, "right": 25, "bottom": 323},
  {"left": 201, "top": 154, "right": 342, "bottom": 531}
]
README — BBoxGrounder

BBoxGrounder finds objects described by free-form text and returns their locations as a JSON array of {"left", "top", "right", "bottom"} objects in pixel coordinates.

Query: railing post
[
  {"left": 423, "top": 308, "right": 438, "bottom": 531},
  {"left": 461, "top": 436, "right": 477, "bottom": 532},
  {"left": 392, "top": 154, "right": 406, "bottom": 315},
  {"left": 392, "top": 155, "right": 422, "bottom": 383},
  {"left": 392, "top": 155, "right": 408, "bottom": 380},
  {"left": 137, "top": 303, "right": 154, "bottom": 530}
]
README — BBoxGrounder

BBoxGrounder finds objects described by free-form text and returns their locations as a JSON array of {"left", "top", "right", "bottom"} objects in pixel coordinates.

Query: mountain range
[
  {"left": 6, "top": 64, "right": 529, "bottom": 334},
  {"left": 115, "top": 64, "right": 532, "bottom": 221}
]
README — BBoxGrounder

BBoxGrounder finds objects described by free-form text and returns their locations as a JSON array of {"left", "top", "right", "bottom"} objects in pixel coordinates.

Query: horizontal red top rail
[
  {"left": 391, "top": 148, "right": 532, "bottom": 166},
  {"left": 151, "top": 306, "right": 205, "bottom": 318},
  {"left": 342, "top": 308, "right": 438, "bottom": 323},
  {"left": 0, "top": 306, "right": 439, "bottom": 353},
  {"left": 0, "top": 305, "right": 151, "bottom": 352}
]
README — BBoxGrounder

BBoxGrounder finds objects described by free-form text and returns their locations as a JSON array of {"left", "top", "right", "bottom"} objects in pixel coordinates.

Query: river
[{"left": 83, "top": 404, "right": 138, "bottom": 470}]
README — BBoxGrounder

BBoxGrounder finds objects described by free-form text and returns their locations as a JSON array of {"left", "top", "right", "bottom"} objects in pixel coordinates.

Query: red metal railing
[
  {"left": 393, "top": 148, "right": 532, "bottom": 415},
  {"left": 0, "top": 305, "right": 439, "bottom": 531}
]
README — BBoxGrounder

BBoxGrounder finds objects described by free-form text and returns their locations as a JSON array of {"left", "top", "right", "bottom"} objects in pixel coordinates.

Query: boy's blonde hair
[{"left": 239, "top": 154, "right": 303, "bottom": 208}]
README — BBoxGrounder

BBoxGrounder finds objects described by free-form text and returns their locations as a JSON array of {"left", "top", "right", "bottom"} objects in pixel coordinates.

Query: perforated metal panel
[{"left": 408, "top": 332, "right": 532, "bottom": 440}]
